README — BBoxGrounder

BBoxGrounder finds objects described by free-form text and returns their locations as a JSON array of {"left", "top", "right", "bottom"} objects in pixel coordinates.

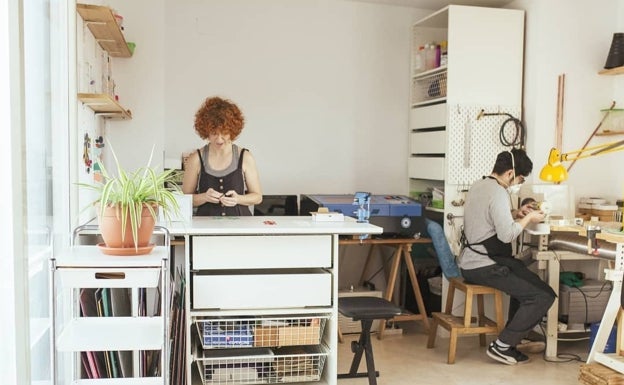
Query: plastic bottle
[
  {"left": 435, "top": 44, "right": 441, "bottom": 68},
  {"left": 413, "top": 46, "right": 425, "bottom": 74},
  {"left": 425, "top": 43, "right": 436, "bottom": 70},
  {"left": 440, "top": 40, "right": 448, "bottom": 66}
]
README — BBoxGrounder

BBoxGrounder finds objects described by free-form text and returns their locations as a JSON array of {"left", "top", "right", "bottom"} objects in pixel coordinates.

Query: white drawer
[
  {"left": 56, "top": 268, "right": 161, "bottom": 289},
  {"left": 192, "top": 270, "right": 332, "bottom": 309},
  {"left": 192, "top": 235, "right": 331, "bottom": 269},
  {"left": 410, "top": 130, "right": 446, "bottom": 154},
  {"left": 408, "top": 157, "right": 445, "bottom": 180},
  {"left": 410, "top": 103, "right": 447, "bottom": 130}
]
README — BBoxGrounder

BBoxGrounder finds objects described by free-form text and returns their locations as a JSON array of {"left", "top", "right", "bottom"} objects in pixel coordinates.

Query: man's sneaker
[
  {"left": 487, "top": 342, "right": 530, "bottom": 365},
  {"left": 516, "top": 339, "right": 545, "bottom": 354}
]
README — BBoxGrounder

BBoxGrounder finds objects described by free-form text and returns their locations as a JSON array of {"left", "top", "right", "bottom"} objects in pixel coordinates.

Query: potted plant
[{"left": 79, "top": 145, "right": 181, "bottom": 255}]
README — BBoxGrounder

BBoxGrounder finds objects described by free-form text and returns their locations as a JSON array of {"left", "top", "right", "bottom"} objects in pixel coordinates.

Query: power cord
[
  {"left": 572, "top": 280, "right": 613, "bottom": 326},
  {"left": 537, "top": 322, "right": 585, "bottom": 363}
]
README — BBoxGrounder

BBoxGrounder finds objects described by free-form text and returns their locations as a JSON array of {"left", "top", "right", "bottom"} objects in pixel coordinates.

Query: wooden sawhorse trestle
[{"left": 339, "top": 237, "right": 433, "bottom": 339}]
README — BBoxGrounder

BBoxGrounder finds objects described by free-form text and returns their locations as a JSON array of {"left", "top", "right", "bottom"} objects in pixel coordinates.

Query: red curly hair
[{"left": 194, "top": 96, "right": 245, "bottom": 140}]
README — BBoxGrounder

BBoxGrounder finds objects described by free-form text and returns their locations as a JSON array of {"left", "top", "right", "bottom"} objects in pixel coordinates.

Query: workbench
[{"left": 527, "top": 223, "right": 624, "bottom": 366}]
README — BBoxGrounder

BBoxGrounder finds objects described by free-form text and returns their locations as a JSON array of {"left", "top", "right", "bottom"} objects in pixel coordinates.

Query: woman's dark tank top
[{"left": 195, "top": 144, "right": 251, "bottom": 216}]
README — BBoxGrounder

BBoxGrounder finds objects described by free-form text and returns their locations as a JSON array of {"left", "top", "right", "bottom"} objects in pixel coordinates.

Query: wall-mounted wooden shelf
[
  {"left": 598, "top": 66, "right": 624, "bottom": 75},
  {"left": 77, "top": 3, "right": 132, "bottom": 58},
  {"left": 78, "top": 93, "right": 132, "bottom": 120}
]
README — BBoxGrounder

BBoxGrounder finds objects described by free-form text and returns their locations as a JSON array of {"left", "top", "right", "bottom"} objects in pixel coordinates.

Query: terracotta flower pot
[{"left": 98, "top": 204, "right": 157, "bottom": 252}]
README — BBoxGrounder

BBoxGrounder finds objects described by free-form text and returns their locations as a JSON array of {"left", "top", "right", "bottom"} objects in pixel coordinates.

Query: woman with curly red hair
[{"left": 182, "top": 96, "right": 262, "bottom": 216}]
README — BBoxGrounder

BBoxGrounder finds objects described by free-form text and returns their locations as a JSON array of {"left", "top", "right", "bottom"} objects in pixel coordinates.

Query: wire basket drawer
[
  {"left": 196, "top": 316, "right": 328, "bottom": 349},
  {"left": 198, "top": 319, "right": 255, "bottom": 348},
  {"left": 196, "top": 345, "right": 328, "bottom": 384},
  {"left": 411, "top": 69, "right": 447, "bottom": 106},
  {"left": 254, "top": 316, "right": 327, "bottom": 348}
]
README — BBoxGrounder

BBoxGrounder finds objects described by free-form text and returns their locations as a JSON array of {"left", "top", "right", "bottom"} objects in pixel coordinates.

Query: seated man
[{"left": 459, "top": 148, "right": 555, "bottom": 365}]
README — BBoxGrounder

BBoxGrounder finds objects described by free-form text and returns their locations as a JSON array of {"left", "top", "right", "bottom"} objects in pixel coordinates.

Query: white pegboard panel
[{"left": 447, "top": 104, "right": 522, "bottom": 185}]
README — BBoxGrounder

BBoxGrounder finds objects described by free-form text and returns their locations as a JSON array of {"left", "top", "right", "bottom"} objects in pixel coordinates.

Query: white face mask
[{"left": 507, "top": 184, "right": 522, "bottom": 195}]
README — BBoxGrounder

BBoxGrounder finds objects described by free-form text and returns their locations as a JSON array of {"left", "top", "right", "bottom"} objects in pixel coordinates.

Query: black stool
[{"left": 337, "top": 296, "right": 402, "bottom": 385}]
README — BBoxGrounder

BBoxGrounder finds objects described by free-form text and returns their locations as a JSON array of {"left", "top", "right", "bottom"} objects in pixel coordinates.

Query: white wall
[
  {"left": 153, "top": 0, "right": 426, "bottom": 196},
  {"left": 510, "top": 0, "right": 624, "bottom": 204},
  {"left": 105, "top": 0, "right": 166, "bottom": 173},
  {"left": 103, "top": 0, "right": 624, "bottom": 204}
]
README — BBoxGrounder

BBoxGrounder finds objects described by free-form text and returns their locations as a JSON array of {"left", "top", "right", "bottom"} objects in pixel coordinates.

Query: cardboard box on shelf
[
  {"left": 254, "top": 319, "right": 322, "bottom": 347},
  {"left": 254, "top": 326, "right": 279, "bottom": 347}
]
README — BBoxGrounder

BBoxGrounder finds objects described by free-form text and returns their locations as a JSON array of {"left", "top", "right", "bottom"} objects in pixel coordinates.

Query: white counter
[{"left": 164, "top": 215, "right": 383, "bottom": 236}]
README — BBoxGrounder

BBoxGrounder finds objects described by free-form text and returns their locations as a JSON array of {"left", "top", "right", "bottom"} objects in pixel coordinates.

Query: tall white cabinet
[{"left": 408, "top": 5, "right": 525, "bottom": 232}]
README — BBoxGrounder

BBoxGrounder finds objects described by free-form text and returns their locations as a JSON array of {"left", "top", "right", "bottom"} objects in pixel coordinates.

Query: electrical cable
[
  {"left": 481, "top": 112, "right": 526, "bottom": 148},
  {"left": 498, "top": 114, "right": 526, "bottom": 148},
  {"left": 537, "top": 322, "right": 585, "bottom": 363},
  {"left": 572, "top": 280, "right": 612, "bottom": 326}
]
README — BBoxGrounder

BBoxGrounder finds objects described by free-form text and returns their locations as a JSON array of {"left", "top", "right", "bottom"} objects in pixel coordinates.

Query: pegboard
[{"left": 447, "top": 104, "right": 522, "bottom": 185}]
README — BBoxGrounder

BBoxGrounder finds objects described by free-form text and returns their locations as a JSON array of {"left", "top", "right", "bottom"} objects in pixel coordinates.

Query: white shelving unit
[
  {"left": 408, "top": 5, "right": 525, "bottom": 316},
  {"left": 165, "top": 216, "right": 381, "bottom": 385},
  {"left": 50, "top": 245, "right": 169, "bottom": 384},
  {"left": 186, "top": 234, "right": 335, "bottom": 385},
  {"left": 408, "top": 5, "right": 525, "bottom": 204}
]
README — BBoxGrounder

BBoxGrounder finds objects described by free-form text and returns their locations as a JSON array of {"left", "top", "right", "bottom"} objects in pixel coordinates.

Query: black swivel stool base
[{"left": 337, "top": 296, "right": 402, "bottom": 385}]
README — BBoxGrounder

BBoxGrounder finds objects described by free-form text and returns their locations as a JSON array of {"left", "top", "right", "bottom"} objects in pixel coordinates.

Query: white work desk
[
  {"left": 528, "top": 224, "right": 624, "bottom": 366},
  {"left": 165, "top": 216, "right": 382, "bottom": 385}
]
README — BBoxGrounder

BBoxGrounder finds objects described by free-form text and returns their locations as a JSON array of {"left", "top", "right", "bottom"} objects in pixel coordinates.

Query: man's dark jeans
[{"left": 461, "top": 257, "right": 556, "bottom": 346}]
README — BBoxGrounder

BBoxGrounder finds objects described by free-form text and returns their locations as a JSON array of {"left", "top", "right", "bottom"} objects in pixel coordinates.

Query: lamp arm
[
  {"left": 560, "top": 140, "right": 624, "bottom": 162},
  {"left": 541, "top": 139, "right": 624, "bottom": 182}
]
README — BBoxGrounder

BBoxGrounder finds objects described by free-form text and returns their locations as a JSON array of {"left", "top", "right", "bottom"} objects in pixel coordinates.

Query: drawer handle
[{"left": 94, "top": 272, "right": 126, "bottom": 280}]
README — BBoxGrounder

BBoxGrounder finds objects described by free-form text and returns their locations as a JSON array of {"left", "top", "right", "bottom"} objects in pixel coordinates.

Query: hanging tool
[{"left": 463, "top": 115, "right": 472, "bottom": 168}]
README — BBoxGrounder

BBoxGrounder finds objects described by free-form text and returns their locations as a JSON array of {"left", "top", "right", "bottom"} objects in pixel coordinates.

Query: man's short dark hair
[{"left": 492, "top": 148, "right": 533, "bottom": 177}]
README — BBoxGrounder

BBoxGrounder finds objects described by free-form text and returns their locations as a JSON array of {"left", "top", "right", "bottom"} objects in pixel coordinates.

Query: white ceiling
[{"left": 348, "top": 0, "right": 514, "bottom": 10}]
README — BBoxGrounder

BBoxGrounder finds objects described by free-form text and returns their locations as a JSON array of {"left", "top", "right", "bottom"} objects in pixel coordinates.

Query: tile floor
[{"left": 336, "top": 322, "right": 590, "bottom": 385}]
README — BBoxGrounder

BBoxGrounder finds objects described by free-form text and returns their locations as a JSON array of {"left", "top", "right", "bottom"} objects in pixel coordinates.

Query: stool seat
[
  {"left": 426, "top": 277, "right": 505, "bottom": 364},
  {"left": 338, "top": 296, "right": 402, "bottom": 321},
  {"left": 338, "top": 296, "right": 401, "bottom": 385}
]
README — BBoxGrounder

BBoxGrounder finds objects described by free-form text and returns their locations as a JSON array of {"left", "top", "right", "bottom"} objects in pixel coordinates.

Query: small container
[
  {"left": 440, "top": 40, "right": 448, "bottom": 66},
  {"left": 580, "top": 197, "right": 607, "bottom": 205},
  {"left": 413, "top": 46, "right": 425, "bottom": 74},
  {"left": 127, "top": 42, "right": 136, "bottom": 56},
  {"left": 577, "top": 203, "right": 593, "bottom": 215},
  {"left": 601, "top": 109, "right": 624, "bottom": 133},
  {"left": 592, "top": 204, "right": 618, "bottom": 222}
]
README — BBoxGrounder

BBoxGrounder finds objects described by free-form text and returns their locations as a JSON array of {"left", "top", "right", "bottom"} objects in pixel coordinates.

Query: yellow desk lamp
[{"left": 539, "top": 139, "right": 624, "bottom": 182}]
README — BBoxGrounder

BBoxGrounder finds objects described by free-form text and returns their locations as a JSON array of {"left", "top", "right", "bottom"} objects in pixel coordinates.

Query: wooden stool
[
  {"left": 427, "top": 277, "right": 505, "bottom": 364},
  {"left": 337, "top": 297, "right": 402, "bottom": 385}
]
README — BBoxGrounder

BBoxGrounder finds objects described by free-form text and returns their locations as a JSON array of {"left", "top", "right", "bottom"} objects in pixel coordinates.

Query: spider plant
[{"left": 79, "top": 145, "right": 181, "bottom": 250}]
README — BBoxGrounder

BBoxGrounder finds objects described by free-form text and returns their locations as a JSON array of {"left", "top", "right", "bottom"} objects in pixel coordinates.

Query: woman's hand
[
  {"left": 219, "top": 190, "right": 239, "bottom": 207},
  {"left": 205, "top": 188, "right": 224, "bottom": 204}
]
